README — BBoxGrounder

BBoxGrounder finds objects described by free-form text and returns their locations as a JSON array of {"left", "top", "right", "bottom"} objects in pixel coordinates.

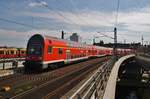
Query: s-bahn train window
[
  {"left": 28, "top": 45, "right": 42, "bottom": 55},
  {"left": 0, "top": 51, "right": 4, "bottom": 54},
  {"left": 6, "top": 51, "right": 9, "bottom": 55},
  {"left": 48, "top": 46, "right": 52, "bottom": 54},
  {"left": 21, "top": 50, "right": 26, "bottom": 54},
  {"left": 11, "top": 51, "right": 14, "bottom": 54},
  {"left": 58, "top": 48, "right": 63, "bottom": 54}
]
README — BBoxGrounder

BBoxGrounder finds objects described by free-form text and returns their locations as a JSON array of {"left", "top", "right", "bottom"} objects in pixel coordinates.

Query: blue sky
[{"left": 0, "top": 0, "right": 150, "bottom": 47}]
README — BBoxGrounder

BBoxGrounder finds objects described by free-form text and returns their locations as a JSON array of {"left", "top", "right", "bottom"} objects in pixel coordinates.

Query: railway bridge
[
  {"left": 0, "top": 54, "right": 149, "bottom": 99},
  {"left": 68, "top": 54, "right": 150, "bottom": 99}
]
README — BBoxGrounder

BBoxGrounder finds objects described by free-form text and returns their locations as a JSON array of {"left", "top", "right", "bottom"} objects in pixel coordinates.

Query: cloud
[
  {"left": 24, "top": 6, "right": 150, "bottom": 34},
  {"left": 2, "top": 5, "right": 150, "bottom": 47},
  {"left": 118, "top": 8, "right": 150, "bottom": 32},
  {"left": 0, "top": 28, "right": 63, "bottom": 47},
  {"left": 29, "top": 1, "right": 48, "bottom": 7},
  {"left": 5, "top": 6, "right": 149, "bottom": 46},
  {"left": 25, "top": 10, "right": 115, "bottom": 29},
  {"left": 0, "top": 29, "right": 29, "bottom": 47}
]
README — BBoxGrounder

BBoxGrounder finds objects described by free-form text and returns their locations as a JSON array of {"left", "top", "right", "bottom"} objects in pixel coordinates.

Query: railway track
[
  {"left": 43, "top": 60, "right": 104, "bottom": 99},
  {"left": 0, "top": 56, "right": 110, "bottom": 99},
  {"left": 11, "top": 57, "right": 110, "bottom": 99}
]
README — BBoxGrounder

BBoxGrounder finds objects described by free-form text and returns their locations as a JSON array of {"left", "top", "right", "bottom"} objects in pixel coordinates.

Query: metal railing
[
  {"left": 0, "top": 58, "right": 25, "bottom": 70},
  {"left": 70, "top": 59, "right": 114, "bottom": 99}
]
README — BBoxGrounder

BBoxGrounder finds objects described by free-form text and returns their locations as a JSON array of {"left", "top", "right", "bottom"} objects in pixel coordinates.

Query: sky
[{"left": 0, "top": 0, "right": 150, "bottom": 47}]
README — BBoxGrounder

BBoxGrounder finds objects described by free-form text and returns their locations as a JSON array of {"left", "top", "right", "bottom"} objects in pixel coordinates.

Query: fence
[
  {"left": 0, "top": 58, "right": 25, "bottom": 70},
  {"left": 69, "top": 59, "right": 114, "bottom": 99}
]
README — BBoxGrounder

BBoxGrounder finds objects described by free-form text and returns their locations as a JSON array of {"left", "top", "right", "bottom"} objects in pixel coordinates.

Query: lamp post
[
  {"left": 113, "top": 27, "right": 117, "bottom": 61},
  {"left": 61, "top": 30, "right": 65, "bottom": 39},
  {"left": 97, "top": 27, "right": 118, "bottom": 61}
]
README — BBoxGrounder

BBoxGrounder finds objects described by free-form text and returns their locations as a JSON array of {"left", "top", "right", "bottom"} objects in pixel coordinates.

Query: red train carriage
[
  {"left": 25, "top": 34, "right": 90, "bottom": 71},
  {"left": 25, "top": 34, "right": 65, "bottom": 70},
  {"left": 24, "top": 34, "right": 133, "bottom": 71},
  {"left": 24, "top": 34, "right": 112, "bottom": 71},
  {"left": 0, "top": 48, "right": 5, "bottom": 58},
  {"left": 0, "top": 48, "right": 26, "bottom": 58},
  {"left": 0, "top": 48, "right": 18, "bottom": 58}
]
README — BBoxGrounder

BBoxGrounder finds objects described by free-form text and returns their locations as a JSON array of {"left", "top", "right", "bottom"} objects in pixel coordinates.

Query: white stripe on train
[{"left": 42, "top": 54, "right": 107, "bottom": 65}]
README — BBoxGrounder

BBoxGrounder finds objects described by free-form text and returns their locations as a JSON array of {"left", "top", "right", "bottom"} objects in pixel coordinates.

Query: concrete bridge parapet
[{"left": 103, "top": 54, "right": 135, "bottom": 99}]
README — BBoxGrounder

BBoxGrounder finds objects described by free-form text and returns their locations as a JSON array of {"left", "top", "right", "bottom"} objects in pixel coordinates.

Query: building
[{"left": 70, "top": 33, "right": 79, "bottom": 42}]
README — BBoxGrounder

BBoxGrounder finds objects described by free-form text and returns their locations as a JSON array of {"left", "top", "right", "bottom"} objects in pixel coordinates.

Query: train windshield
[{"left": 27, "top": 44, "right": 42, "bottom": 56}]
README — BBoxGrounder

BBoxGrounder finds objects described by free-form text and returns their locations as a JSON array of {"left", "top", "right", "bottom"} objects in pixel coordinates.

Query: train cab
[
  {"left": 24, "top": 34, "right": 67, "bottom": 71},
  {"left": 25, "top": 34, "right": 44, "bottom": 70},
  {"left": 24, "top": 34, "right": 133, "bottom": 72}
]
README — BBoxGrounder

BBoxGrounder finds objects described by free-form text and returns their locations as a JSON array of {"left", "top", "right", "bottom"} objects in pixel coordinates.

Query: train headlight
[{"left": 1, "top": 86, "right": 11, "bottom": 92}]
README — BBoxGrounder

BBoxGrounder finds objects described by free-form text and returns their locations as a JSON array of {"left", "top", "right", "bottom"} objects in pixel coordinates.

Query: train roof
[
  {"left": 44, "top": 35, "right": 86, "bottom": 47},
  {"left": 95, "top": 46, "right": 113, "bottom": 50},
  {"left": 32, "top": 34, "right": 89, "bottom": 48},
  {"left": 31, "top": 34, "right": 114, "bottom": 49}
]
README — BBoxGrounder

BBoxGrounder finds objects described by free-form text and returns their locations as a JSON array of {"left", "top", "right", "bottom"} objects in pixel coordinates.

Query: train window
[
  {"left": 28, "top": 45, "right": 42, "bottom": 55},
  {"left": 75, "top": 55, "right": 77, "bottom": 58},
  {"left": 58, "top": 48, "right": 63, "bottom": 54},
  {"left": 11, "top": 51, "right": 14, "bottom": 54},
  {"left": 0, "top": 51, "right": 4, "bottom": 54},
  {"left": 48, "top": 46, "right": 52, "bottom": 53},
  {"left": 72, "top": 55, "right": 74, "bottom": 58},
  {"left": 6, "top": 51, "right": 9, "bottom": 55}
]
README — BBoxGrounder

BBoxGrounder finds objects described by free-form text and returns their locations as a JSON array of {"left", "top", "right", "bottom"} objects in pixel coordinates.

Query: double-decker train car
[
  {"left": 117, "top": 48, "right": 133, "bottom": 56},
  {"left": 24, "top": 34, "right": 133, "bottom": 71},
  {"left": 0, "top": 48, "right": 26, "bottom": 58}
]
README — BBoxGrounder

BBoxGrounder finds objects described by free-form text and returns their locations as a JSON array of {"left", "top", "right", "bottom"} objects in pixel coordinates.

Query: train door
[{"left": 66, "top": 50, "right": 70, "bottom": 63}]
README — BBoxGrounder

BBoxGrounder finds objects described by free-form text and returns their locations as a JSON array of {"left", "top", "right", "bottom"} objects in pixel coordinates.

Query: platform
[{"left": 0, "top": 70, "right": 14, "bottom": 77}]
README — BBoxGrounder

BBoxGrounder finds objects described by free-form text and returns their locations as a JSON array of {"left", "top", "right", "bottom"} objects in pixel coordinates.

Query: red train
[
  {"left": 24, "top": 34, "right": 133, "bottom": 71},
  {"left": 0, "top": 48, "right": 26, "bottom": 58}
]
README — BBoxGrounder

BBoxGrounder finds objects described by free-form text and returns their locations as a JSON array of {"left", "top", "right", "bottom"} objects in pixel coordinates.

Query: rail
[{"left": 70, "top": 59, "right": 114, "bottom": 99}]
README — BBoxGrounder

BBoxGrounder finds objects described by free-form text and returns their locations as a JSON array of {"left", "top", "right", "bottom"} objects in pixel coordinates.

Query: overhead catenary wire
[
  {"left": 69, "top": 0, "right": 117, "bottom": 43},
  {"left": 0, "top": 17, "right": 39, "bottom": 29},
  {"left": 114, "top": 0, "right": 126, "bottom": 45},
  {"left": 94, "top": 0, "right": 121, "bottom": 43},
  {"left": 0, "top": 0, "right": 38, "bottom": 29},
  {"left": 115, "top": 0, "right": 120, "bottom": 27},
  {"left": 69, "top": 0, "right": 90, "bottom": 26},
  {"left": 62, "top": 0, "right": 83, "bottom": 23},
  {"left": 35, "top": 0, "right": 78, "bottom": 25},
  {"left": 97, "top": 32, "right": 114, "bottom": 39}
]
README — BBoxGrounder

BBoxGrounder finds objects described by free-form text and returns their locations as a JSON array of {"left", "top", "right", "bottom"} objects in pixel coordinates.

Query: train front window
[{"left": 28, "top": 45, "right": 42, "bottom": 56}]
